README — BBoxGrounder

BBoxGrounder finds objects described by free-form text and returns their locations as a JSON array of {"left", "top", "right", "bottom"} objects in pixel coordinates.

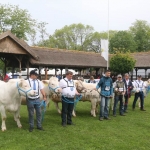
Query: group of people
[
  {"left": 21, "top": 69, "right": 147, "bottom": 131},
  {"left": 95, "top": 70, "right": 146, "bottom": 121}
]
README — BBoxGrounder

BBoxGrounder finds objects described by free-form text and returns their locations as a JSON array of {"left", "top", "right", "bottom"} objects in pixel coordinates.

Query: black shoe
[
  {"left": 104, "top": 117, "right": 111, "bottom": 120},
  {"left": 99, "top": 117, "right": 103, "bottom": 121},
  {"left": 62, "top": 123, "right": 66, "bottom": 127},
  {"left": 67, "top": 122, "right": 75, "bottom": 125},
  {"left": 29, "top": 127, "right": 34, "bottom": 132},
  {"left": 141, "top": 109, "right": 146, "bottom": 111},
  {"left": 132, "top": 107, "right": 135, "bottom": 111},
  {"left": 124, "top": 111, "right": 128, "bottom": 113},
  {"left": 37, "top": 127, "right": 44, "bottom": 131},
  {"left": 120, "top": 114, "right": 126, "bottom": 116}
]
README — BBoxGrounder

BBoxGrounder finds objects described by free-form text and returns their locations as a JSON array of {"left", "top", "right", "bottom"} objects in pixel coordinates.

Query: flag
[{"left": 101, "top": 39, "right": 108, "bottom": 61}]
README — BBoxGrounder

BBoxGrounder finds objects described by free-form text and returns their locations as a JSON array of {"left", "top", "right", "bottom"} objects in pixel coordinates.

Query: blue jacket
[{"left": 96, "top": 76, "right": 113, "bottom": 97}]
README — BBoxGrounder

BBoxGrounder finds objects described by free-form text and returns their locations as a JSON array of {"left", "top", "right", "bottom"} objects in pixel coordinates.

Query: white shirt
[
  {"left": 26, "top": 78, "right": 44, "bottom": 99},
  {"left": 59, "top": 78, "right": 76, "bottom": 98},
  {"left": 125, "top": 79, "right": 129, "bottom": 86},
  {"left": 134, "top": 80, "right": 146, "bottom": 91}
]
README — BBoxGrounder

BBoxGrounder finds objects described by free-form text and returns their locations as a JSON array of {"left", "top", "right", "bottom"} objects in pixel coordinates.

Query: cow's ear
[
  {"left": 19, "top": 79, "right": 25, "bottom": 87},
  {"left": 74, "top": 81, "right": 78, "bottom": 87},
  {"left": 19, "top": 81, "right": 23, "bottom": 87},
  {"left": 42, "top": 80, "right": 49, "bottom": 84}
]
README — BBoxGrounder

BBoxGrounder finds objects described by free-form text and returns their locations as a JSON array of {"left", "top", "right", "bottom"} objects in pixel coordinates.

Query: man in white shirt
[
  {"left": 132, "top": 75, "right": 146, "bottom": 111},
  {"left": 59, "top": 71, "right": 80, "bottom": 127},
  {"left": 26, "top": 70, "right": 46, "bottom": 132}
]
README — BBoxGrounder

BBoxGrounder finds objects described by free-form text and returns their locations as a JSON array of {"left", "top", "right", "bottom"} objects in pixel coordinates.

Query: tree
[
  {"left": 37, "top": 23, "right": 94, "bottom": 50},
  {"left": 129, "top": 20, "right": 150, "bottom": 52},
  {"left": 109, "top": 52, "right": 136, "bottom": 74},
  {"left": 37, "top": 21, "right": 49, "bottom": 45},
  {"left": 109, "top": 31, "right": 137, "bottom": 53},
  {"left": 0, "top": 4, "right": 36, "bottom": 40},
  {"left": 87, "top": 30, "right": 117, "bottom": 52}
]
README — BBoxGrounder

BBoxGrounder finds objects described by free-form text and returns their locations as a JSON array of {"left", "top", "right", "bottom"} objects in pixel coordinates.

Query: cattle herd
[{"left": 0, "top": 77, "right": 150, "bottom": 131}]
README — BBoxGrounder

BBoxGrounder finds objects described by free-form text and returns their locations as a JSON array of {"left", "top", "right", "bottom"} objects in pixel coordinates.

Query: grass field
[{"left": 0, "top": 94, "right": 150, "bottom": 150}]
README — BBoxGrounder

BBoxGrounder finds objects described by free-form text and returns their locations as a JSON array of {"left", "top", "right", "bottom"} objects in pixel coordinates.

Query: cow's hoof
[
  {"left": 18, "top": 125, "right": 22, "bottom": 128},
  {"left": 2, "top": 128, "right": 6, "bottom": 131},
  {"left": 58, "top": 111, "right": 61, "bottom": 114}
]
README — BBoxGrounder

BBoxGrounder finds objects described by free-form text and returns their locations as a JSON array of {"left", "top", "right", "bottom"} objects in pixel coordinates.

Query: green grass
[{"left": 0, "top": 95, "right": 150, "bottom": 150}]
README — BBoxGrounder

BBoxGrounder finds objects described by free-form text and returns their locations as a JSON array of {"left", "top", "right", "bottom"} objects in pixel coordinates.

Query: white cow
[
  {"left": 0, "top": 79, "right": 35, "bottom": 131},
  {"left": 51, "top": 80, "right": 100, "bottom": 117},
  {"left": 75, "top": 80, "right": 100, "bottom": 117}
]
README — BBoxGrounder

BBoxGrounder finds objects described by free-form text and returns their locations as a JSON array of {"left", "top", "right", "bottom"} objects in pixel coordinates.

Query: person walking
[
  {"left": 95, "top": 70, "right": 113, "bottom": 121},
  {"left": 113, "top": 74, "right": 126, "bottom": 117},
  {"left": 132, "top": 75, "right": 146, "bottom": 111},
  {"left": 59, "top": 71, "right": 80, "bottom": 127},
  {"left": 26, "top": 70, "right": 47, "bottom": 132}
]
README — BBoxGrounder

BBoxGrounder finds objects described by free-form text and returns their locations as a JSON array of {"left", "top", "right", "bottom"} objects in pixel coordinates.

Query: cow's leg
[
  {"left": 54, "top": 102, "right": 61, "bottom": 114},
  {"left": 91, "top": 100, "right": 96, "bottom": 117},
  {"left": 72, "top": 109, "right": 76, "bottom": 117},
  {"left": 0, "top": 105, "right": 7, "bottom": 131},
  {"left": 111, "top": 93, "right": 115, "bottom": 110},
  {"left": 138, "top": 98, "right": 141, "bottom": 108},
  {"left": 14, "top": 105, "right": 22, "bottom": 128},
  {"left": 95, "top": 102, "right": 99, "bottom": 113}
]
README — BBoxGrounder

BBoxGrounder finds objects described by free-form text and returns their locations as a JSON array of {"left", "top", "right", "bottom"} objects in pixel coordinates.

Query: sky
[{"left": 1, "top": 0, "right": 150, "bottom": 36}]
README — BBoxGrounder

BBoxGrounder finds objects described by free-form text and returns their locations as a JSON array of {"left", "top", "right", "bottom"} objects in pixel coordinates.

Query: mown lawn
[{"left": 0, "top": 94, "right": 150, "bottom": 150}]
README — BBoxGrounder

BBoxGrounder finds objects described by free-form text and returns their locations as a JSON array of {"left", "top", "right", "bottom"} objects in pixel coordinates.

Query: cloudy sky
[{"left": 1, "top": 0, "right": 150, "bottom": 35}]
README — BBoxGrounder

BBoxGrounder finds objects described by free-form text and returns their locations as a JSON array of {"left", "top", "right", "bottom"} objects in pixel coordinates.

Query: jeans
[
  {"left": 61, "top": 96, "right": 74, "bottom": 124},
  {"left": 113, "top": 95, "right": 124, "bottom": 115},
  {"left": 132, "top": 92, "right": 144, "bottom": 110},
  {"left": 99, "top": 96, "right": 110, "bottom": 118},
  {"left": 27, "top": 98, "right": 41, "bottom": 128}
]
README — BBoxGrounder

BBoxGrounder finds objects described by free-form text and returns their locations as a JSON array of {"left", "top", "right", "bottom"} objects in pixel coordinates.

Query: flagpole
[{"left": 107, "top": 0, "right": 109, "bottom": 70}]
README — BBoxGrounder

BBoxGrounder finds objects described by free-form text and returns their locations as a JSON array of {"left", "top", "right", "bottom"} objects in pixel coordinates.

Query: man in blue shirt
[{"left": 95, "top": 70, "right": 113, "bottom": 121}]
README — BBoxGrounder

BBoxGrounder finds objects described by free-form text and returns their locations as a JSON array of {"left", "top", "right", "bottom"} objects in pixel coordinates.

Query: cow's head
[
  {"left": 17, "top": 79, "right": 35, "bottom": 97},
  {"left": 43, "top": 76, "right": 62, "bottom": 93},
  {"left": 75, "top": 80, "right": 87, "bottom": 93}
]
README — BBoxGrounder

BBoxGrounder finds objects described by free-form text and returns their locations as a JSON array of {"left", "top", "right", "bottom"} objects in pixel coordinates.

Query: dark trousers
[
  {"left": 132, "top": 92, "right": 144, "bottom": 110},
  {"left": 61, "top": 96, "right": 74, "bottom": 124},
  {"left": 124, "top": 95, "right": 129, "bottom": 112},
  {"left": 27, "top": 98, "right": 41, "bottom": 128},
  {"left": 113, "top": 95, "right": 124, "bottom": 115}
]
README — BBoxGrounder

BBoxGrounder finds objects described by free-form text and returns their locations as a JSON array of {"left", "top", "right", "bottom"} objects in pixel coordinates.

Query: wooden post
[
  {"left": 45, "top": 67, "right": 48, "bottom": 80},
  {"left": 4, "top": 59, "right": 6, "bottom": 77},
  {"left": 145, "top": 69, "right": 147, "bottom": 79},
  {"left": 26, "top": 60, "right": 29, "bottom": 79},
  {"left": 60, "top": 68, "right": 63, "bottom": 79},
  {"left": 55, "top": 68, "right": 57, "bottom": 76},
  {"left": 14, "top": 55, "right": 23, "bottom": 78},
  {"left": 38, "top": 66, "right": 42, "bottom": 80},
  {"left": 96, "top": 68, "right": 99, "bottom": 78},
  {"left": 135, "top": 68, "right": 138, "bottom": 79}
]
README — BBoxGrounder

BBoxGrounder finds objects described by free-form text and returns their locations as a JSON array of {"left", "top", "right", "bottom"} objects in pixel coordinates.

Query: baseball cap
[
  {"left": 30, "top": 70, "right": 38, "bottom": 76},
  {"left": 117, "top": 74, "right": 122, "bottom": 78}
]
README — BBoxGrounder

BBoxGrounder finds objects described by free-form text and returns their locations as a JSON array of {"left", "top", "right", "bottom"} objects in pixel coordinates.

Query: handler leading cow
[
  {"left": 59, "top": 71, "right": 80, "bottom": 127},
  {"left": 26, "top": 70, "right": 46, "bottom": 132}
]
